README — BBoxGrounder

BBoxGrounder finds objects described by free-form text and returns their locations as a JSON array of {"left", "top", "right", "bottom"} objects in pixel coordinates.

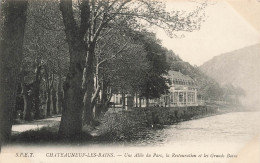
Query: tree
[
  {"left": 20, "top": 0, "right": 68, "bottom": 120},
  {"left": 131, "top": 31, "right": 170, "bottom": 106},
  {"left": 58, "top": 0, "right": 207, "bottom": 138},
  {"left": 93, "top": 27, "right": 149, "bottom": 113},
  {"left": 0, "top": 0, "right": 28, "bottom": 146},
  {"left": 92, "top": 27, "right": 136, "bottom": 114},
  {"left": 20, "top": 71, "right": 34, "bottom": 121},
  {"left": 57, "top": 0, "right": 88, "bottom": 138}
]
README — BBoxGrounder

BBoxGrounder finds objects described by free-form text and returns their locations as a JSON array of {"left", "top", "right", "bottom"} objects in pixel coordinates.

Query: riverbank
[
  {"left": 7, "top": 110, "right": 260, "bottom": 163},
  {"left": 94, "top": 105, "right": 236, "bottom": 142},
  {"left": 10, "top": 105, "right": 238, "bottom": 143}
]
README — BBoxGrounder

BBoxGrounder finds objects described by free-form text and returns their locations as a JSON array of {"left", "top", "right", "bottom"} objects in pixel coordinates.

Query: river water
[
  {"left": 128, "top": 111, "right": 260, "bottom": 146},
  {"left": 115, "top": 111, "right": 260, "bottom": 163},
  {"left": 84, "top": 111, "right": 259, "bottom": 163}
]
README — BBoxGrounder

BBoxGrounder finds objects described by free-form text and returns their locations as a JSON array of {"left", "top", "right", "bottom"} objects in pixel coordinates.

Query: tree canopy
[{"left": 0, "top": 0, "right": 209, "bottom": 140}]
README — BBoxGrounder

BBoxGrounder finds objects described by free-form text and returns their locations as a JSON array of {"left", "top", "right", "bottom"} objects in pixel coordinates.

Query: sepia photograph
[{"left": 0, "top": 0, "right": 259, "bottom": 162}]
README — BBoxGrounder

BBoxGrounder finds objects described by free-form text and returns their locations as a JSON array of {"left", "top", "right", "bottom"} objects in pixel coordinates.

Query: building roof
[
  {"left": 168, "top": 70, "right": 194, "bottom": 81},
  {"left": 165, "top": 70, "right": 197, "bottom": 88}
]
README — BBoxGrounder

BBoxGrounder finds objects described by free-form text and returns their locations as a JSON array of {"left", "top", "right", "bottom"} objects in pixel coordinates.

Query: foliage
[
  {"left": 0, "top": 0, "right": 28, "bottom": 144},
  {"left": 0, "top": 0, "right": 209, "bottom": 139},
  {"left": 131, "top": 31, "right": 170, "bottom": 99},
  {"left": 95, "top": 28, "right": 149, "bottom": 94},
  {"left": 23, "top": 0, "right": 69, "bottom": 82}
]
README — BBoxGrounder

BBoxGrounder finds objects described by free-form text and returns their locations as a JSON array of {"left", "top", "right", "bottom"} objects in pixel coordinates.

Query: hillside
[
  {"left": 166, "top": 50, "right": 224, "bottom": 101},
  {"left": 200, "top": 44, "right": 260, "bottom": 106}
]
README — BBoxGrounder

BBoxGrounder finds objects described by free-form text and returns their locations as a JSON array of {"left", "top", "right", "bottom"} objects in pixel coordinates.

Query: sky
[{"left": 155, "top": 0, "right": 260, "bottom": 66}]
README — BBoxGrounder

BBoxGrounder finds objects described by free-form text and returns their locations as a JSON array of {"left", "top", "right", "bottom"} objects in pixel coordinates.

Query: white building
[
  {"left": 110, "top": 70, "right": 198, "bottom": 108},
  {"left": 164, "top": 70, "right": 198, "bottom": 107}
]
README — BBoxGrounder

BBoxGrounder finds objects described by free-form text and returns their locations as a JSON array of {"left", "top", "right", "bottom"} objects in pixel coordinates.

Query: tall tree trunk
[
  {"left": 146, "top": 96, "right": 149, "bottom": 107},
  {"left": 42, "top": 89, "right": 47, "bottom": 117},
  {"left": 91, "top": 84, "right": 101, "bottom": 117},
  {"left": 58, "top": 66, "right": 84, "bottom": 138},
  {"left": 58, "top": 0, "right": 90, "bottom": 138},
  {"left": 98, "top": 82, "right": 112, "bottom": 114},
  {"left": 46, "top": 88, "right": 51, "bottom": 117},
  {"left": 83, "top": 44, "right": 95, "bottom": 125},
  {"left": 14, "top": 84, "right": 24, "bottom": 120},
  {"left": 21, "top": 82, "right": 32, "bottom": 121},
  {"left": 83, "top": 80, "right": 94, "bottom": 125},
  {"left": 104, "top": 88, "right": 113, "bottom": 112},
  {"left": 33, "top": 65, "right": 41, "bottom": 119},
  {"left": 97, "top": 80, "right": 106, "bottom": 117},
  {"left": 24, "top": 95, "right": 33, "bottom": 121},
  {"left": 52, "top": 88, "right": 57, "bottom": 115},
  {"left": 122, "top": 92, "right": 125, "bottom": 109},
  {"left": 57, "top": 71, "right": 63, "bottom": 114},
  {"left": 135, "top": 93, "right": 138, "bottom": 107},
  {"left": 44, "top": 68, "right": 54, "bottom": 117},
  {"left": 92, "top": 62, "right": 100, "bottom": 118},
  {"left": 0, "top": 0, "right": 28, "bottom": 146}
]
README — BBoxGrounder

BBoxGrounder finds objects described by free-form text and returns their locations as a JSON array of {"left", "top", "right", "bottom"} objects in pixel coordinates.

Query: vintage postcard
[{"left": 0, "top": 0, "right": 259, "bottom": 162}]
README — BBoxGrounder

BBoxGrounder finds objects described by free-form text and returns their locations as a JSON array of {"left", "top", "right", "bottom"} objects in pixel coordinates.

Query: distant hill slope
[
  {"left": 200, "top": 44, "right": 260, "bottom": 106},
  {"left": 166, "top": 50, "right": 224, "bottom": 101}
]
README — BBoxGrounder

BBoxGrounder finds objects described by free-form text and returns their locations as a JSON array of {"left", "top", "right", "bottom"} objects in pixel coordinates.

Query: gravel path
[{"left": 11, "top": 116, "right": 61, "bottom": 134}]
